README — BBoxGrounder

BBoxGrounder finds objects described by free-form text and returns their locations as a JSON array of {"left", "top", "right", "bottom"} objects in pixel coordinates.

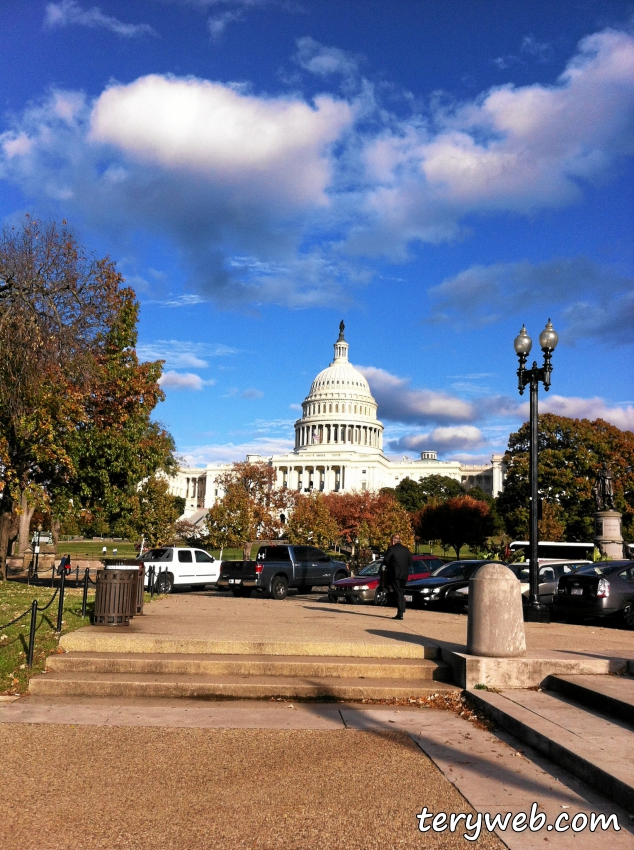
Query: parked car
[
  {"left": 553, "top": 561, "right": 634, "bottom": 627},
  {"left": 140, "top": 546, "right": 219, "bottom": 593},
  {"left": 217, "top": 544, "right": 349, "bottom": 600},
  {"left": 328, "top": 555, "right": 443, "bottom": 605},
  {"left": 406, "top": 560, "right": 503, "bottom": 609},
  {"left": 452, "top": 560, "right": 591, "bottom": 610}
]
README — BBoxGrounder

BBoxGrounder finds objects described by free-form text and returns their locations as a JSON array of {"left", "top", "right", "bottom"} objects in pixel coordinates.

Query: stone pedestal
[
  {"left": 594, "top": 510, "right": 624, "bottom": 560},
  {"left": 467, "top": 563, "right": 526, "bottom": 658}
]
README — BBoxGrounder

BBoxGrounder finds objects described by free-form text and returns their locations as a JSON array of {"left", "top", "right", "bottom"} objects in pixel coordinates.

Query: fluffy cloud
[
  {"left": 520, "top": 395, "right": 634, "bottom": 431},
  {"left": 1, "top": 27, "right": 633, "bottom": 307},
  {"left": 158, "top": 371, "right": 216, "bottom": 391},
  {"left": 351, "top": 28, "right": 634, "bottom": 255},
  {"left": 45, "top": 1, "right": 157, "bottom": 37},
  {"left": 137, "top": 340, "right": 237, "bottom": 369},
  {"left": 428, "top": 257, "right": 633, "bottom": 338},
  {"left": 180, "top": 436, "right": 294, "bottom": 466},
  {"left": 388, "top": 425, "right": 486, "bottom": 453},
  {"left": 358, "top": 366, "right": 474, "bottom": 425},
  {"left": 90, "top": 75, "right": 352, "bottom": 208}
]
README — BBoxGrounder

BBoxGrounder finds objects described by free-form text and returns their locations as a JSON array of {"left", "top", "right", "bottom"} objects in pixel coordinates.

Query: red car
[{"left": 327, "top": 555, "right": 444, "bottom": 605}]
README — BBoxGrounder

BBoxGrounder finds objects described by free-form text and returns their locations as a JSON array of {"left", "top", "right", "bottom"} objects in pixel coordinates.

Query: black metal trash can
[
  {"left": 102, "top": 559, "right": 144, "bottom": 616},
  {"left": 93, "top": 569, "right": 136, "bottom": 626}
]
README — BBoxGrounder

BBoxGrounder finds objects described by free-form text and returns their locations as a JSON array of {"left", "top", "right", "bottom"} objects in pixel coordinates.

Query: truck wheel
[
  {"left": 334, "top": 571, "right": 347, "bottom": 582},
  {"left": 297, "top": 585, "right": 312, "bottom": 594},
  {"left": 374, "top": 587, "right": 388, "bottom": 606},
  {"left": 156, "top": 572, "right": 173, "bottom": 594},
  {"left": 327, "top": 593, "right": 337, "bottom": 603},
  {"left": 270, "top": 575, "right": 288, "bottom": 600}
]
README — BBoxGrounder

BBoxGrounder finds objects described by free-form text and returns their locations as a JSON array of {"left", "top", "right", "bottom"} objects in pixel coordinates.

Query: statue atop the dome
[{"left": 338, "top": 320, "right": 345, "bottom": 341}]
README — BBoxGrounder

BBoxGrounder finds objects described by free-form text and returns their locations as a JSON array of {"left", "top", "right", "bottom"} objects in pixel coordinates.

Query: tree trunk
[
  {"left": 453, "top": 543, "right": 462, "bottom": 559},
  {"left": 0, "top": 505, "right": 13, "bottom": 581},
  {"left": 17, "top": 490, "right": 35, "bottom": 555},
  {"left": 7, "top": 509, "right": 19, "bottom": 558},
  {"left": 51, "top": 517, "right": 61, "bottom": 549}
]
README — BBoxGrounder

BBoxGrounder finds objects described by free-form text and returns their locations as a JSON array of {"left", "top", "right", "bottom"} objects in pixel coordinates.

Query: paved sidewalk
[
  {"left": 1, "top": 696, "right": 632, "bottom": 849},
  {"left": 61, "top": 591, "right": 634, "bottom": 661}
]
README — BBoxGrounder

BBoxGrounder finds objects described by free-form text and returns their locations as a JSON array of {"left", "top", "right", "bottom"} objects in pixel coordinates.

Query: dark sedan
[
  {"left": 553, "top": 561, "right": 634, "bottom": 627},
  {"left": 406, "top": 560, "right": 503, "bottom": 609}
]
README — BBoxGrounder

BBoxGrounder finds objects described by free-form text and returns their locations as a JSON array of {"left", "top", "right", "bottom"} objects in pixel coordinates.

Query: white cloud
[
  {"left": 89, "top": 75, "right": 352, "bottom": 208},
  {"left": 0, "top": 27, "right": 632, "bottom": 308},
  {"left": 295, "top": 37, "right": 361, "bottom": 80},
  {"left": 137, "top": 339, "right": 237, "bottom": 369},
  {"left": 158, "top": 371, "right": 216, "bottom": 391},
  {"left": 352, "top": 28, "right": 634, "bottom": 256},
  {"left": 358, "top": 366, "right": 474, "bottom": 424},
  {"left": 389, "top": 425, "right": 486, "bottom": 453},
  {"left": 45, "top": 1, "right": 157, "bottom": 37},
  {"left": 519, "top": 395, "right": 634, "bottom": 431},
  {"left": 179, "top": 436, "right": 294, "bottom": 466}
]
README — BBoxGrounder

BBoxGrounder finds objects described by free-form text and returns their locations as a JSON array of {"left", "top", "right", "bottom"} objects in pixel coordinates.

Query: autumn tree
[
  {"left": 414, "top": 495, "right": 496, "bottom": 559},
  {"left": 205, "top": 461, "right": 293, "bottom": 557},
  {"left": 286, "top": 492, "right": 339, "bottom": 549},
  {"left": 323, "top": 490, "right": 414, "bottom": 553},
  {"left": 497, "top": 414, "right": 634, "bottom": 541},
  {"left": 0, "top": 218, "right": 123, "bottom": 578},
  {"left": 52, "top": 288, "right": 175, "bottom": 541}
]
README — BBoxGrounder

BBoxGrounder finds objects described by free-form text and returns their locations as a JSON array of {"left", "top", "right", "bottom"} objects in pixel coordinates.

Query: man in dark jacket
[{"left": 383, "top": 534, "right": 412, "bottom": 620}]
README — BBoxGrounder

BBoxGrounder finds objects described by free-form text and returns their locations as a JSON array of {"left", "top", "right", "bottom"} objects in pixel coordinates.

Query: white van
[{"left": 140, "top": 547, "right": 219, "bottom": 593}]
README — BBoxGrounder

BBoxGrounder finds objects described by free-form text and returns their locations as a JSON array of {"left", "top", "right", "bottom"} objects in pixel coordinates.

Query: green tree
[
  {"left": 130, "top": 475, "right": 181, "bottom": 548},
  {"left": 497, "top": 414, "right": 634, "bottom": 541},
  {"left": 204, "top": 482, "right": 254, "bottom": 559},
  {"left": 286, "top": 492, "right": 339, "bottom": 548},
  {"left": 414, "top": 495, "right": 496, "bottom": 559},
  {"left": 393, "top": 474, "right": 465, "bottom": 512}
]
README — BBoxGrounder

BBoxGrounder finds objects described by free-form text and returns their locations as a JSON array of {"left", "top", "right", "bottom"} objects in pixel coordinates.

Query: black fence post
[
  {"left": 150, "top": 565, "right": 155, "bottom": 599},
  {"left": 81, "top": 568, "right": 89, "bottom": 618},
  {"left": 56, "top": 568, "right": 66, "bottom": 632},
  {"left": 27, "top": 599, "right": 38, "bottom": 668}
]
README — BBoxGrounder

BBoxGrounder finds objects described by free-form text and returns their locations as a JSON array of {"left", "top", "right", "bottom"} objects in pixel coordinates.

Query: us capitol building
[{"left": 170, "top": 323, "right": 505, "bottom": 523}]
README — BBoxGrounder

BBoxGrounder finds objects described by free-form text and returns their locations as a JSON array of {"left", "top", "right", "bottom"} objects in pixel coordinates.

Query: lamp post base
[{"left": 524, "top": 605, "right": 551, "bottom": 623}]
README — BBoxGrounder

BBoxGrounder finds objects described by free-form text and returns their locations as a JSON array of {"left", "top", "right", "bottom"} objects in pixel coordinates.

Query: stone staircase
[
  {"left": 29, "top": 638, "right": 460, "bottom": 701},
  {"left": 469, "top": 673, "right": 634, "bottom": 811}
]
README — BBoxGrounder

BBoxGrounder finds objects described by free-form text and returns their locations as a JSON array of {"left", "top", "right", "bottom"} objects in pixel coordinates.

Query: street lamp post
[{"left": 514, "top": 319, "right": 559, "bottom": 623}]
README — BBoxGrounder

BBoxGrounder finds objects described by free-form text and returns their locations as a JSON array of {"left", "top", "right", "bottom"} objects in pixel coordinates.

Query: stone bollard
[{"left": 467, "top": 563, "right": 526, "bottom": 657}]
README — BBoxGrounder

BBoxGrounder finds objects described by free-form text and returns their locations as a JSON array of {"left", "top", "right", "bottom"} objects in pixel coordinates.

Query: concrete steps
[
  {"left": 468, "top": 675, "right": 634, "bottom": 811},
  {"left": 43, "top": 652, "right": 452, "bottom": 681},
  {"left": 29, "top": 670, "right": 459, "bottom": 701},
  {"left": 30, "top": 648, "right": 459, "bottom": 701}
]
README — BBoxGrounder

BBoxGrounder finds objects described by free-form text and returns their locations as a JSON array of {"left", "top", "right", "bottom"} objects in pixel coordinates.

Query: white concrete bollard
[{"left": 467, "top": 562, "right": 526, "bottom": 657}]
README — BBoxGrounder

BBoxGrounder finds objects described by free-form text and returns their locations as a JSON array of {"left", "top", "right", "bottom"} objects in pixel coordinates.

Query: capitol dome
[{"left": 294, "top": 322, "right": 384, "bottom": 453}]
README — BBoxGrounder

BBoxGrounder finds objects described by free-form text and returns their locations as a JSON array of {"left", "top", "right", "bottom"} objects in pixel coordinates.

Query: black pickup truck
[{"left": 217, "top": 544, "right": 349, "bottom": 600}]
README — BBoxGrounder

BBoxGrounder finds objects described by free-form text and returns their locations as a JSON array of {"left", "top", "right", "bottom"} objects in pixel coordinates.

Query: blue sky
[{"left": 1, "top": 0, "right": 633, "bottom": 467}]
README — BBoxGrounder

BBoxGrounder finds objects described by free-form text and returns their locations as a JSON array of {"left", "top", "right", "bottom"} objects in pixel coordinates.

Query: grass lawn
[
  {"left": 59, "top": 540, "right": 138, "bottom": 558},
  {"left": 0, "top": 579, "right": 162, "bottom": 695}
]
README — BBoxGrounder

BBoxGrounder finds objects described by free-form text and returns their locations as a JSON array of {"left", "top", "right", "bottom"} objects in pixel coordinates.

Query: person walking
[{"left": 383, "top": 533, "right": 412, "bottom": 620}]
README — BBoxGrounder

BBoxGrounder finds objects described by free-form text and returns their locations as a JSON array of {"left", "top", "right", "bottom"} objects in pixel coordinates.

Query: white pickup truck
[{"left": 140, "top": 546, "right": 219, "bottom": 593}]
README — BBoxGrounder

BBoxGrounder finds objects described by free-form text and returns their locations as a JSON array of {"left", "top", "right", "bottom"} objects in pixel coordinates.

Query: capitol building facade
[{"left": 171, "top": 324, "right": 505, "bottom": 522}]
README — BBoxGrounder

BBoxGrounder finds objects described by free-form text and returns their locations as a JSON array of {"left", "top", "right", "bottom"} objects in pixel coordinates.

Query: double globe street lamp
[{"left": 514, "top": 319, "right": 559, "bottom": 623}]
